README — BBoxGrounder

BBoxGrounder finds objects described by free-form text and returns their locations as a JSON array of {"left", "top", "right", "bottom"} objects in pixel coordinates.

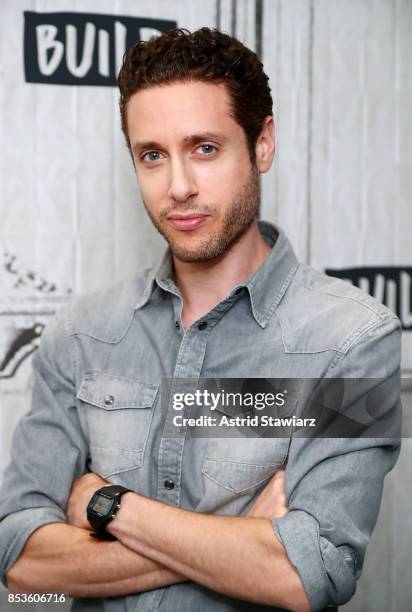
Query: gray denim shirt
[{"left": 0, "top": 222, "right": 401, "bottom": 611}]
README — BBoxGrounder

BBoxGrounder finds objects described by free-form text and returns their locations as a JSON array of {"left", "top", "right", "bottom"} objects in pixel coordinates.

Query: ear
[{"left": 255, "top": 116, "right": 275, "bottom": 173}]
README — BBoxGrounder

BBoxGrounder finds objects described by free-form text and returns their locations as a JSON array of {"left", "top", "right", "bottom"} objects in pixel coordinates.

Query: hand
[
  {"left": 247, "top": 469, "right": 288, "bottom": 519},
  {"left": 66, "top": 472, "right": 109, "bottom": 530}
]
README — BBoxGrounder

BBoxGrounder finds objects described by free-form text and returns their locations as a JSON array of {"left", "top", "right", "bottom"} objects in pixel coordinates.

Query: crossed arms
[
  {"left": 1, "top": 310, "right": 402, "bottom": 611},
  {"left": 5, "top": 470, "right": 310, "bottom": 611}
]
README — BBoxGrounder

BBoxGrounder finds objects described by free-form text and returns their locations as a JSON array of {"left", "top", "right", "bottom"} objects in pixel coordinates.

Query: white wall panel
[
  {"left": 261, "top": 0, "right": 312, "bottom": 263},
  {"left": 311, "top": 0, "right": 396, "bottom": 268}
]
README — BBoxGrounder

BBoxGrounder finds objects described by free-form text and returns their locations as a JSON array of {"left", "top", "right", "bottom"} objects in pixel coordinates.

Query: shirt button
[
  {"left": 164, "top": 478, "right": 175, "bottom": 490},
  {"left": 175, "top": 320, "right": 180, "bottom": 329},
  {"left": 104, "top": 395, "right": 114, "bottom": 406},
  {"left": 198, "top": 321, "right": 208, "bottom": 330}
]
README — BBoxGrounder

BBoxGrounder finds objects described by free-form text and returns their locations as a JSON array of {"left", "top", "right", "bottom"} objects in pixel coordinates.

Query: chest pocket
[
  {"left": 202, "top": 404, "right": 292, "bottom": 494},
  {"left": 77, "top": 372, "right": 158, "bottom": 478}
]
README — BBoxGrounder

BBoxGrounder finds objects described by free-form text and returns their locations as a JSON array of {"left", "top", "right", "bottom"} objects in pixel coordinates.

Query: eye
[
  {"left": 142, "top": 151, "right": 163, "bottom": 162},
  {"left": 197, "top": 144, "right": 218, "bottom": 155}
]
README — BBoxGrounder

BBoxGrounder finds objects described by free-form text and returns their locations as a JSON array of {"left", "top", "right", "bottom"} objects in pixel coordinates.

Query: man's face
[{"left": 127, "top": 80, "right": 260, "bottom": 263}]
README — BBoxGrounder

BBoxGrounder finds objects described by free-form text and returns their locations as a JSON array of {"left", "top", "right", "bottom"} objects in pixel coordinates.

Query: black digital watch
[{"left": 87, "top": 484, "right": 132, "bottom": 540}]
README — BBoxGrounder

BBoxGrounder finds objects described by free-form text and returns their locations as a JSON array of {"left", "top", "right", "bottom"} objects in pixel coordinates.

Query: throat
[{"left": 181, "top": 305, "right": 212, "bottom": 331}]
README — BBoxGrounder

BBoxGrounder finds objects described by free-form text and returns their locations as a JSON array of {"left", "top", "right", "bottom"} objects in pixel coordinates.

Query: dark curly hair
[{"left": 117, "top": 27, "right": 273, "bottom": 164}]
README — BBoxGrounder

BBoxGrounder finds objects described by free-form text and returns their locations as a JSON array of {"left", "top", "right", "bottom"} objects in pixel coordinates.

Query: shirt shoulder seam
[
  {"left": 295, "top": 268, "right": 389, "bottom": 319},
  {"left": 327, "top": 313, "right": 398, "bottom": 371}
]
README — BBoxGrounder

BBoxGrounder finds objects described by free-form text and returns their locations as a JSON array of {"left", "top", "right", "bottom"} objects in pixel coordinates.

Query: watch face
[{"left": 93, "top": 494, "right": 113, "bottom": 515}]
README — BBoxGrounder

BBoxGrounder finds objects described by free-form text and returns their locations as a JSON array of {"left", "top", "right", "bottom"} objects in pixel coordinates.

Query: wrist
[{"left": 106, "top": 491, "right": 137, "bottom": 539}]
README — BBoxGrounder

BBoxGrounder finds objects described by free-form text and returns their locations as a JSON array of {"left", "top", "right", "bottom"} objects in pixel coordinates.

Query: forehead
[{"left": 126, "top": 80, "right": 240, "bottom": 143}]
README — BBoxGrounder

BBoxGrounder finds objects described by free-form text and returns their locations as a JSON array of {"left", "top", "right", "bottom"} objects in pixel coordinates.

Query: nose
[{"left": 167, "top": 157, "right": 198, "bottom": 202}]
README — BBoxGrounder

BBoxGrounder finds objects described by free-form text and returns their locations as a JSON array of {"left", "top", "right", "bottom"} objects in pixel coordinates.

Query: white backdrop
[{"left": 0, "top": 1, "right": 411, "bottom": 611}]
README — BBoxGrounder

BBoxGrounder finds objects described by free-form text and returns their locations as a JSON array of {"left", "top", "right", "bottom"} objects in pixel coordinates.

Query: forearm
[
  {"left": 108, "top": 494, "right": 310, "bottom": 611},
  {"left": 6, "top": 523, "right": 187, "bottom": 598}
]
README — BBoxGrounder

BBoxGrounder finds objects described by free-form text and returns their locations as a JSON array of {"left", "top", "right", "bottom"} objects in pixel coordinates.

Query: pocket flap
[
  {"left": 77, "top": 372, "right": 158, "bottom": 410},
  {"left": 202, "top": 458, "right": 279, "bottom": 494}
]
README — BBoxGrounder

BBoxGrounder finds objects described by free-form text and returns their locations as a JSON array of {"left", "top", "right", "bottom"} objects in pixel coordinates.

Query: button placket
[
  {"left": 172, "top": 294, "right": 183, "bottom": 334},
  {"left": 157, "top": 326, "right": 210, "bottom": 507}
]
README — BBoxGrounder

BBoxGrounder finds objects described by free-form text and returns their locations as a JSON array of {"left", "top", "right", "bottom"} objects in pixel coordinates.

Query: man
[{"left": 0, "top": 27, "right": 400, "bottom": 612}]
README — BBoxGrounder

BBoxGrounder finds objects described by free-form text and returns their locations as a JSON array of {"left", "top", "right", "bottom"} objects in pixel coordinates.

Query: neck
[{"left": 172, "top": 219, "right": 272, "bottom": 329}]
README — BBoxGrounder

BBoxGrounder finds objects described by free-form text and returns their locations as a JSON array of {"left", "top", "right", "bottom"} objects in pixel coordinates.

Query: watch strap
[{"left": 87, "top": 484, "right": 132, "bottom": 538}]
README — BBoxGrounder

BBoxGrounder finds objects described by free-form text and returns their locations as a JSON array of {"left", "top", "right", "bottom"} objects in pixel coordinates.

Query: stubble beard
[{"left": 142, "top": 166, "right": 261, "bottom": 263}]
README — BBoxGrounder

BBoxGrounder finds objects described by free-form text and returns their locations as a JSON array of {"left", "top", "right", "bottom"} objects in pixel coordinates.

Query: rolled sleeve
[
  {"left": 0, "top": 302, "right": 88, "bottom": 587},
  {"left": 0, "top": 507, "right": 66, "bottom": 588},
  {"left": 273, "top": 510, "right": 356, "bottom": 610},
  {"left": 271, "top": 315, "right": 401, "bottom": 611}
]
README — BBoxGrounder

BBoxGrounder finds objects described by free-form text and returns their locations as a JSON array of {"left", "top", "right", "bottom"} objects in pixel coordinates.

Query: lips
[{"left": 167, "top": 214, "right": 209, "bottom": 231}]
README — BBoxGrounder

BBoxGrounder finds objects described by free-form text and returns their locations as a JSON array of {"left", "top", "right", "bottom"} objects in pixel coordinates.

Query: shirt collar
[
  {"left": 244, "top": 221, "right": 299, "bottom": 327},
  {"left": 134, "top": 221, "right": 299, "bottom": 328}
]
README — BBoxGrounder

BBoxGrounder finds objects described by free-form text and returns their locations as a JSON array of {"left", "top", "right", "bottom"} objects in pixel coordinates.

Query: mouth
[{"left": 167, "top": 213, "right": 209, "bottom": 231}]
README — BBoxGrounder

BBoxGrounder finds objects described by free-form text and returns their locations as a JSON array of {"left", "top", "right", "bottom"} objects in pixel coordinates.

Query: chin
[
  {"left": 170, "top": 249, "right": 208, "bottom": 263},
  {"left": 167, "top": 236, "right": 209, "bottom": 259},
  {"left": 169, "top": 242, "right": 216, "bottom": 263}
]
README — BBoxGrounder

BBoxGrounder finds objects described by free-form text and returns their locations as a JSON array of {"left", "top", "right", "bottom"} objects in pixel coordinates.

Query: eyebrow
[{"left": 132, "top": 132, "right": 228, "bottom": 157}]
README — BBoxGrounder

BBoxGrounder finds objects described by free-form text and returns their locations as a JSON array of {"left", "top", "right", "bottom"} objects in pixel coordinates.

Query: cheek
[
  {"left": 138, "top": 172, "right": 167, "bottom": 206},
  {"left": 197, "top": 158, "right": 245, "bottom": 199}
]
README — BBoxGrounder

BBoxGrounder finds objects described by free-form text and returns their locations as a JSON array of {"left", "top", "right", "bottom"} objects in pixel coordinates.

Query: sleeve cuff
[
  {"left": 0, "top": 506, "right": 66, "bottom": 588},
  {"left": 272, "top": 510, "right": 356, "bottom": 611}
]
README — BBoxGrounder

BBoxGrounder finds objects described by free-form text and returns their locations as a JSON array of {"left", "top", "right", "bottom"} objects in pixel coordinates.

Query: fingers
[
  {"left": 246, "top": 467, "right": 289, "bottom": 519},
  {"left": 270, "top": 469, "right": 288, "bottom": 514}
]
